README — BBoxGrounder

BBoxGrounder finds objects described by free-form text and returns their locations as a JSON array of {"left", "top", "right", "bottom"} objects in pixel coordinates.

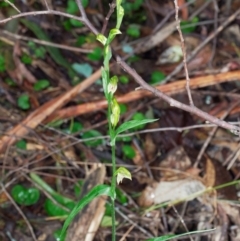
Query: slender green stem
[
  {"left": 107, "top": 95, "right": 117, "bottom": 241},
  {"left": 111, "top": 144, "right": 116, "bottom": 241}
]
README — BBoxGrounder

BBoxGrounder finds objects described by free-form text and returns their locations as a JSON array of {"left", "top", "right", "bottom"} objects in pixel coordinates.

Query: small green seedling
[
  {"left": 21, "top": 53, "right": 32, "bottom": 65},
  {"left": 33, "top": 79, "right": 50, "bottom": 91},
  {"left": 180, "top": 17, "right": 199, "bottom": 34},
  {"left": 127, "top": 24, "right": 140, "bottom": 38},
  {"left": 66, "top": 0, "right": 89, "bottom": 28},
  {"left": 17, "top": 94, "right": 30, "bottom": 110},
  {"left": 28, "top": 41, "right": 46, "bottom": 59},
  {"left": 63, "top": 121, "right": 83, "bottom": 134},
  {"left": 82, "top": 130, "right": 103, "bottom": 147},
  {"left": 150, "top": 71, "right": 166, "bottom": 85},
  {"left": 119, "top": 75, "right": 129, "bottom": 84},
  {"left": 87, "top": 47, "right": 102, "bottom": 61},
  {"left": 15, "top": 139, "right": 27, "bottom": 150},
  {"left": 11, "top": 184, "right": 40, "bottom": 206},
  {"left": 75, "top": 36, "right": 86, "bottom": 46},
  {"left": 122, "top": 144, "right": 136, "bottom": 159}
]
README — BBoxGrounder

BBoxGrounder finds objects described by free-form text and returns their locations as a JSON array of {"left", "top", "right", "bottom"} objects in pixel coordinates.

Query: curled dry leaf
[{"left": 138, "top": 178, "right": 206, "bottom": 207}]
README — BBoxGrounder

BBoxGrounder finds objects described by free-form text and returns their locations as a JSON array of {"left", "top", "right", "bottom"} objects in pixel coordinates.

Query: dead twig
[
  {"left": 101, "top": 1, "right": 116, "bottom": 34},
  {"left": 173, "top": 0, "right": 194, "bottom": 106}
]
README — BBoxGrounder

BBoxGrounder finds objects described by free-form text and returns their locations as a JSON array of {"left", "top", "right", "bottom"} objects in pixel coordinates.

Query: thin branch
[
  {"left": 116, "top": 56, "right": 240, "bottom": 134},
  {"left": 42, "top": 0, "right": 50, "bottom": 10},
  {"left": 1, "top": 30, "right": 93, "bottom": 53},
  {"left": 4, "top": 0, "right": 21, "bottom": 13},
  {"left": 75, "top": 0, "right": 87, "bottom": 19},
  {"left": 101, "top": 1, "right": 116, "bottom": 34},
  {"left": 0, "top": 10, "right": 82, "bottom": 24},
  {"left": 173, "top": 0, "right": 194, "bottom": 106}
]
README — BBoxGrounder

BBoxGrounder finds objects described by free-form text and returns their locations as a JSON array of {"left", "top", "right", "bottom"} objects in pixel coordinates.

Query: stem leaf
[
  {"left": 60, "top": 184, "right": 112, "bottom": 241},
  {"left": 111, "top": 119, "right": 158, "bottom": 145}
]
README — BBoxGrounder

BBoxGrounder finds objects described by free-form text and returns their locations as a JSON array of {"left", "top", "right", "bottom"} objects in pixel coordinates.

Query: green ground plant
[{"left": 59, "top": 1, "right": 157, "bottom": 240}]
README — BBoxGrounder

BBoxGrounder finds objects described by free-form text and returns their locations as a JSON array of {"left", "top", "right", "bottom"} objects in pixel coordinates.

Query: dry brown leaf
[
  {"left": 203, "top": 157, "right": 216, "bottom": 187},
  {"left": 138, "top": 178, "right": 206, "bottom": 207}
]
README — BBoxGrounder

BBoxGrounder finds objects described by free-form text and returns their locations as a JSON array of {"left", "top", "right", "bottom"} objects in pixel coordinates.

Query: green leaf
[
  {"left": 53, "top": 228, "right": 66, "bottom": 241},
  {"left": 122, "top": 145, "right": 136, "bottom": 159},
  {"left": 33, "top": 79, "right": 50, "bottom": 91},
  {"left": 114, "top": 167, "right": 132, "bottom": 184},
  {"left": 16, "top": 139, "right": 27, "bottom": 150},
  {"left": 34, "top": 46, "right": 46, "bottom": 59},
  {"left": 64, "top": 121, "right": 83, "bottom": 134},
  {"left": 82, "top": 130, "right": 103, "bottom": 147},
  {"left": 60, "top": 184, "right": 112, "bottom": 241},
  {"left": 76, "top": 35, "right": 86, "bottom": 46},
  {"left": 21, "top": 53, "right": 32, "bottom": 65},
  {"left": 44, "top": 198, "right": 75, "bottom": 216},
  {"left": 101, "top": 215, "right": 113, "bottom": 227},
  {"left": 131, "top": 112, "right": 147, "bottom": 130},
  {"left": 119, "top": 103, "right": 127, "bottom": 114},
  {"left": 116, "top": 119, "right": 158, "bottom": 135},
  {"left": 17, "top": 94, "right": 30, "bottom": 110},
  {"left": 119, "top": 75, "right": 129, "bottom": 84},
  {"left": 72, "top": 63, "right": 93, "bottom": 78},
  {"left": 180, "top": 17, "right": 199, "bottom": 34},
  {"left": 67, "top": 0, "right": 88, "bottom": 14},
  {"left": 0, "top": 55, "right": 6, "bottom": 72},
  {"left": 116, "top": 188, "right": 128, "bottom": 204},
  {"left": 87, "top": 47, "right": 102, "bottom": 61},
  {"left": 127, "top": 24, "right": 140, "bottom": 38},
  {"left": 21, "top": 19, "right": 75, "bottom": 78},
  {"left": 0, "top": 0, "right": 15, "bottom": 7},
  {"left": 111, "top": 118, "right": 158, "bottom": 145},
  {"left": 11, "top": 184, "right": 40, "bottom": 206},
  {"left": 150, "top": 71, "right": 166, "bottom": 85},
  {"left": 70, "top": 18, "right": 84, "bottom": 27}
]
